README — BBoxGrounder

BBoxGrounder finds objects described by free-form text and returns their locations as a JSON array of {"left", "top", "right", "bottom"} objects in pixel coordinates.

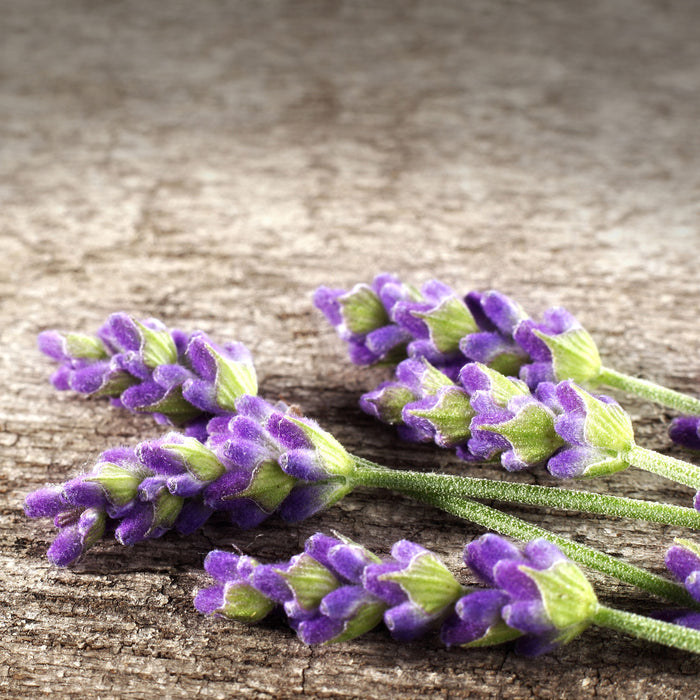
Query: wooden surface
[{"left": 3, "top": 1, "right": 700, "bottom": 697}]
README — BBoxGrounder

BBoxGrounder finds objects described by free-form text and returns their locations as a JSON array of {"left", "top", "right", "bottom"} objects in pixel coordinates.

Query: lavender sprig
[
  {"left": 38, "top": 313, "right": 256, "bottom": 430},
  {"left": 196, "top": 532, "right": 700, "bottom": 656},
  {"left": 24, "top": 396, "right": 354, "bottom": 565},
  {"left": 314, "top": 275, "right": 700, "bottom": 448}
]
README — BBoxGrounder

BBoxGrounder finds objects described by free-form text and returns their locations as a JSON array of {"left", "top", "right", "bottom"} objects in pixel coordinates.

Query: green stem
[
  {"left": 594, "top": 605, "right": 700, "bottom": 654},
  {"left": 350, "top": 462, "right": 695, "bottom": 608},
  {"left": 625, "top": 445, "right": 700, "bottom": 490},
  {"left": 598, "top": 366, "right": 700, "bottom": 415},
  {"left": 353, "top": 457, "right": 700, "bottom": 529}
]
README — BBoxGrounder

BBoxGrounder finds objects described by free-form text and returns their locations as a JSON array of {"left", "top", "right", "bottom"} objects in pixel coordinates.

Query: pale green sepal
[
  {"left": 92, "top": 371, "right": 139, "bottom": 397},
  {"left": 463, "top": 622, "right": 522, "bottom": 648},
  {"left": 135, "top": 321, "right": 179, "bottom": 368},
  {"left": 220, "top": 583, "right": 276, "bottom": 622},
  {"left": 522, "top": 560, "right": 598, "bottom": 633},
  {"left": 381, "top": 552, "right": 464, "bottom": 615},
  {"left": 571, "top": 384, "right": 635, "bottom": 452},
  {"left": 285, "top": 417, "right": 354, "bottom": 477},
  {"left": 135, "top": 387, "right": 203, "bottom": 424},
  {"left": 482, "top": 403, "right": 563, "bottom": 465},
  {"left": 81, "top": 509, "right": 107, "bottom": 549},
  {"left": 487, "top": 352, "right": 527, "bottom": 379},
  {"left": 474, "top": 363, "right": 530, "bottom": 406},
  {"left": 413, "top": 297, "right": 478, "bottom": 354},
  {"left": 279, "top": 554, "right": 340, "bottom": 611},
  {"left": 162, "top": 439, "right": 226, "bottom": 482},
  {"left": 327, "top": 599, "right": 387, "bottom": 644},
  {"left": 64, "top": 333, "right": 108, "bottom": 360},
  {"left": 211, "top": 348, "right": 258, "bottom": 412},
  {"left": 88, "top": 463, "right": 145, "bottom": 505},
  {"left": 533, "top": 328, "right": 601, "bottom": 385},
  {"left": 580, "top": 455, "right": 629, "bottom": 479},
  {"left": 674, "top": 538, "right": 700, "bottom": 559},
  {"left": 152, "top": 490, "right": 184, "bottom": 529},
  {"left": 339, "top": 285, "right": 390, "bottom": 335},
  {"left": 367, "top": 385, "right": 416, "bottom": 424},
  {"left": 418, "top": 360, "right": 456, "bottom": 394},
  {"left": 404, "top": 386, "right": 474, "bottom": 447},
  {"left": 237, "top": 459, "right": 297, "bottom": 512}
]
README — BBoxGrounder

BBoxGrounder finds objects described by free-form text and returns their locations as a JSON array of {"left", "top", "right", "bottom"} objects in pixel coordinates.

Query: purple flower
[
  {"left": 360, "top": 358, "right": 473, "bottom": 449},
  {"left": 669, "top": 416, "right": 700, "bottom": 451},
  {"left": 514, "top": 307, "right": 601, "bottom": 389},
  {"left": 548, "top": 381, "right": 633, "bottom": 479},
  {"left": 666, "top": 539, "right": 700, "bottom": 603},
  {"left": 196, "top": 534, "right": 387, "bottom": 644},
  {"left": 25, "top": 398, "right": 357, "bottom": 565},
  {"left": 363, "top": 539, "right": 465, "bottom": 641},
  {"left": 313, "top": 274, "right": 414, "bottom": 365},
  {"left": 460, "top": 363, "right": 563, "bottom": 470},
  {"left": 443, "top": 534, "right": 598, "bottom": 655},
  {"left": 38, "top": 314, "right": 257, "bottom": 428}
]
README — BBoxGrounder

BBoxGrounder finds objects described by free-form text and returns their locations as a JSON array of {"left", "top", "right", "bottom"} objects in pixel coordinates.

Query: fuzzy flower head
[
  {"left": 548, "top": 381, "right": 634, "bottom": 479},
  {"left": 25, "top": 397, "right": 358, "bottom": 565},
  {"left": 514, "top": 308, "right": 601, "bottom": 389},
  {"left": 196, "top": 534, "right": 387, "bottom": 644},
  {"left": 666, "top": 539, "right": 700, "bottom": 603},
  {"left": 443, "top": 534, "right": 598, "bottom": 656},
  {"left": 669, "top": 416, "right": 700, "bottom": 451},
  {"left": 460, "top": 363, "right": 563, "bottom": 470},
  {"left": 38, "top": 314, "right": 257, "bottom": 428}
]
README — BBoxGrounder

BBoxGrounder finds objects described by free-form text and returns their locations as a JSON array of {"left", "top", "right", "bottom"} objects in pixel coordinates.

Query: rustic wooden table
[{"left": 3, "top": 1, "right": 700, "bottom": 697}]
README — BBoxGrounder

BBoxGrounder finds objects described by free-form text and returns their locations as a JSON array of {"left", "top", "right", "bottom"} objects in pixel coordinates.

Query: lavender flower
[
  {"left": 195, "top": 534, "right": 387, "bottom": 644},
  {"left": 313, "top": 274, "right": 415, "bottom": 365},
  {"left": 38, "top": 313, "right": 256, "bottom": 427},
  {"left": 360, "top": 358, "right": 473, "bottom": 449},
  {"left": 514, "top": 307, "right": 601, "bottom": 389},
  {"left": 548, "top": 381, "right": 633, "bottom": 479},
  {"left": 460, "top": 363, "right": 563, "bottom": 470},
  {"left": 669, "top": 416, "right": 700, "bottom": 451},
  {"left": 363, "top": 539, "right": 465, "bottom": 641},
  {"left": 25, "top": 397, "right": 356, "bottom": 565},
  {"left": 442, "top": 534, "right": 598, "bottom": 656},
  {"left": 666, "top": 539, "right": 700, "bottom": 604},
  {"left": 315, "top": 275, "right": 524, "bottom": 379}
]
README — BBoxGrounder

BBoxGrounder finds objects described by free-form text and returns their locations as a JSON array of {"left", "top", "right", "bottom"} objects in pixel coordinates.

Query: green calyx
[
  {"left": 481, "top": 403, "right": 563, "bottom": 465},
  {"left": 236, "top": 459, "right": 298, "bottom": 512},
  {"left": 380, "top": 551, "right": 464, "bottom": 616},
  {"left": 89, "top": 462, "right": 146, "bottom": 505},
  {"left": 404, "top": 386, "right": 474, "bottom": 447},
  {"left": 327, "top": 598, "right": 387, "bottom": 644},
  {"left": 521, "top": 560, "right": 598, "bottom": 642},
  {"left": 152, "top": 489, "right": 184, "bottom": 529},
  {"left": 220, "top": 582, "right": 276, "bottom": 622},
  {"left": 285, "top": 416, "right": 355, "bottom": 478},
  {"left": 339, "top": 285, "right": 390, "bottom": 335},
  {"left": 134, "top": 387, "right": 203, "bottom": 425},
  {"left": 473, "top": 363, "right": 531, "bottom": 406},
  {"left": 416, "top": 359, "right": 456, "bottom": 395},
  {"left": 413, "top": 297, "right": 478, "bottom": 354},
  {"left": 135, "top": 320, "right": 179, "bottom": 369},
  {"left": 571, "top": 384, "right": 635, "bottom": 453},
  {"left": 211, "top": 347, "right": 258, "bottom": 412},
  {"left": 463, "top": 621, "right": 522, "bottom": 648},
  {"left": 63, "top": 333, "right": 109, "bottom": 360},
  {"left": 366, "top": 384, "right": 417, "bottom": 425},
  {"left": 279, "top": 554, "right": 340, "bottom": 611},
  {"left": 161, "top": 439, "right": 226, "bottom": 482},
  {"left": 534, "top": 327, "right": 601, "bottom": 385}
]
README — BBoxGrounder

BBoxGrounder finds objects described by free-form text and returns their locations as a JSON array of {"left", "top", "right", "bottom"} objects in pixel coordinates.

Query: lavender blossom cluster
[
  {"left": 38, "top": 313, "right": 257, "bottom": 434},
  {"left": 24, "top": 396, "right": 355, "bottom": 566},
  {"left": 196, "top": 532, "right": 598, "bottom": 655}
]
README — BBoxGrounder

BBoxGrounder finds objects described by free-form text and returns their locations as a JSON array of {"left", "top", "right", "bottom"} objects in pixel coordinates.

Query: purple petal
[
  {"left": 293, "top": 614, "right": 344, "bottom": 645},
  {"left": 465, "top": 534, "right": 523, "bottom": 585},
  {"left": 669, "top": 416, "right": 700, "bottom": 450},
  {"left": 194, "top": 585, "right": 225, "bottom": 615},
  {"left": 47, "top": 527, "right": 85, "bottom": 567},
  {"left": 384, "top": 601, "right": 432, "bottom": 641},
  {"left": 24, "top": 486, "right": 66, "bottom": 518},
  {"left": 502, "top": 599, "right": 552, "bottom": 636},
  {"left": 204, "top": 550, "right": 242, "bottom": 581},
  {"left": 441, "top": 589, "right": 510, "bottom": 646},
  {"left": 174, "top": 499, "right": 213, "bottom": 535},
  {"left": 666, "top": 545, "right": 700, "bottom": 583}
]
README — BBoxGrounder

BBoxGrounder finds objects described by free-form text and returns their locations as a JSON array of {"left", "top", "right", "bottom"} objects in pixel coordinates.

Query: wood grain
[{"left": 2, "top": 1, "right": 700, "bottom": 697}]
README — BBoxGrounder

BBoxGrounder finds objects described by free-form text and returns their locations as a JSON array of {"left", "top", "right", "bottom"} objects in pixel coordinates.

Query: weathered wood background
[{"left": 3, "top": 1, "right": 700, "bottom": 697}]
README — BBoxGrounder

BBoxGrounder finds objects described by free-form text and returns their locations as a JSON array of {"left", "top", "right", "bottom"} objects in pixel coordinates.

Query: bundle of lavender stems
[{"left": 22, "top": 275, "right": 700, "bottom": 657}]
